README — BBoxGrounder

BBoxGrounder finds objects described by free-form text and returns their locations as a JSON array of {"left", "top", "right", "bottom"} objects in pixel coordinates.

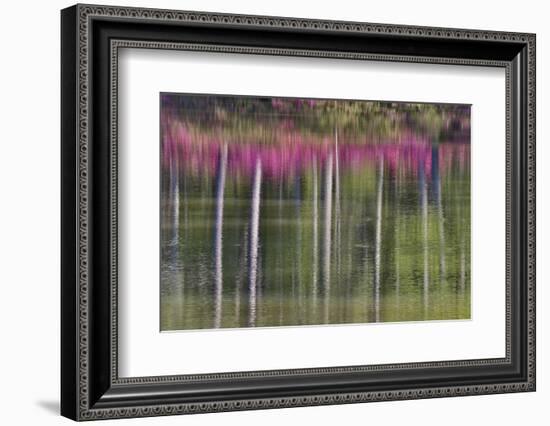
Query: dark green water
[{"left": 160, "top": 95, "right": 470, "bottom": 331}]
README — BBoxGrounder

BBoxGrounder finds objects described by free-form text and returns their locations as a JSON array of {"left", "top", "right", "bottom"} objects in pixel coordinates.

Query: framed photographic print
[{"left": 61, "top": 4, "right": 536, "bottom": 421}]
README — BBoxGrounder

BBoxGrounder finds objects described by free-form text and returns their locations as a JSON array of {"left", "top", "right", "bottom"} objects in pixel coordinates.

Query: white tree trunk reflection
[
  {"left": 334, "top": 129, "right": 341, "bottom": 277},
  {"left": 171, "top": 161, "right": 183, "bottom": 328},
  {"left": 433, "top": 146, "right": 447, "bottom": 284},
  {"left": 395, "top": 178, "right": 401, "bottom": 310},
  {"left": 374, "top": 157, "right": 384, "bottom": 323},
  {"left": 323, "top": 153, "right": 333, "bottom": 324},
  {"left": 248, "top": 158, "right": 262, "bottom": 327},
  {"left": 421, "top": 169, "right": 429, "bottom": 316},
  {"left": 312, "top": 159, "right": 319, "bottom": 309},
  {"left": 213, "top": 144, "right": 227, "bottom": 328}
]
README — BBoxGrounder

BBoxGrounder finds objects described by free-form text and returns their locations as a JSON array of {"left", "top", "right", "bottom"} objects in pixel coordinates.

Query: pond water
[{"left": 159, "top": 95, "right": 470, "bottom": 331}]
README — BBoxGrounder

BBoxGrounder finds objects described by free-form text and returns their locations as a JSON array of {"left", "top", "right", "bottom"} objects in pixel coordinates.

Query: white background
[
  {"left": 0, "top": 0, "right": 547, "bottom": 425},
  {"left": 119, "top": 50, "right": 505, "bottom": 377}
]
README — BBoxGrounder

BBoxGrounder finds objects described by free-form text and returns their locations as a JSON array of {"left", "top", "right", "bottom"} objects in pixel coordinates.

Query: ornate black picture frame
[{"left": 61, "top": 4, "right": 536, "bottom": 421}]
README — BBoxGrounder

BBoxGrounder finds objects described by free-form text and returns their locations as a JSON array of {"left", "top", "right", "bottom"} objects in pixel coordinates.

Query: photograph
[
  {"left": 160, "top": 94, "right": 471, "bottom": 331},
  {"left": 57, "top": 3, "right": 536, "bottom": 421}
]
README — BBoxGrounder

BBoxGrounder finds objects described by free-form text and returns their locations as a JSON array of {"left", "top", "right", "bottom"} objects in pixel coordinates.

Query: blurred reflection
[{"left": 159, "top": 95, "right": 471, "bottom": 331}]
